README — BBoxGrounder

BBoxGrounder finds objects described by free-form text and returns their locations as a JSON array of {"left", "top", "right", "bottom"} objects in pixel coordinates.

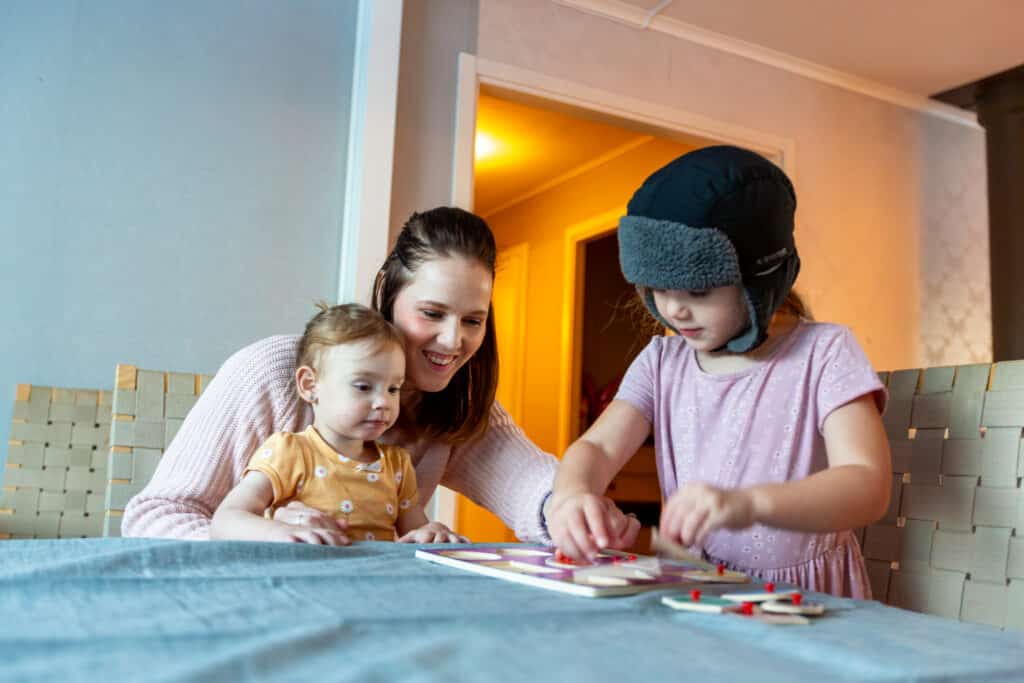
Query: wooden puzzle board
[{"left": 415, "top": 545, "right": 749, "bottom": 597}]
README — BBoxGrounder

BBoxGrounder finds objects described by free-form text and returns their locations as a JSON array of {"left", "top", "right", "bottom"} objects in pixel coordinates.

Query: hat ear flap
[{"left": 725, "top": 253, "right": 800, "bottom": 353}]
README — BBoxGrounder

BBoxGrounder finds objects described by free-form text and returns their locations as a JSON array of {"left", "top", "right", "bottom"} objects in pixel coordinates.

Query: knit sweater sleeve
[
  {"left": 120, "top": 335, "right": 309, "bottom": 539},
  {"left": 441, "top": 401, "right": 558, "bottom": 543}
]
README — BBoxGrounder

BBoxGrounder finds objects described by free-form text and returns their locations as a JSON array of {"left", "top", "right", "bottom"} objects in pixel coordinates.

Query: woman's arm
[
  {"left": 121, "top": 336, "right": 307, "bottom": 539},
  {"left": 440, "top": 401, "right": 559, "bottom": 542}
]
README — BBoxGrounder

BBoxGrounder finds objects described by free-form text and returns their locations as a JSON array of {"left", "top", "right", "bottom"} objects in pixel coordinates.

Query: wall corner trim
[{"left": 551, "top": 0, "right": 981, "bottom": 129}]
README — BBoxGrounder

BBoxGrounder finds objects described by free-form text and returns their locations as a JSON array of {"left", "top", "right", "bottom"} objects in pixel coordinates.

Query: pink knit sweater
[{"left": 121, "top": 335, "right": 558, "bottom": 541}]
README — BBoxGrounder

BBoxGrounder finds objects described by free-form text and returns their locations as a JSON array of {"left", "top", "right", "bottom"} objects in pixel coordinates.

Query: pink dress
[
  {"left": 616, "top": 321, "right": 886, "bottom": 598},
  {"left": 122, "top": 335, "right": 557, "bottom": 541}
]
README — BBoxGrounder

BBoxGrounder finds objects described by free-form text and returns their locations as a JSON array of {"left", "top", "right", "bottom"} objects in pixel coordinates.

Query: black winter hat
[{"left": 618, "top": 145, "right": 800, "bottom": 352}]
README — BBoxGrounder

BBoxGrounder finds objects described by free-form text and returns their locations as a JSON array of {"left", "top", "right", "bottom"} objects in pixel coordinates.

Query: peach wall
[
  {"left": 488, "top": 138, "right": 694, "bottom": 453},
  {"left": 478, "top": 0, "right": 991, "bottom": 372}
]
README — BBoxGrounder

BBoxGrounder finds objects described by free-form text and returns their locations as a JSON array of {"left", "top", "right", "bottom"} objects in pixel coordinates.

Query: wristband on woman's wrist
[{"left": 538, "top": 490, "right": 554, "bottom": 544}]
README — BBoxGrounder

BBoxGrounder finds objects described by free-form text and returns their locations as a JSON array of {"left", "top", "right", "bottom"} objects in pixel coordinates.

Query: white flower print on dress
[
  {"left": 339, "top": 500, "right": 354, "bottom": 513},
  {"left": 314, "top": 466, "right": 327, "bottom": 478},
  {"left": 386, "top": 503, "right": 394, "bottom": 515},
  {"left": 338, "top": 453, "right": 351, "bottom": 463},
  {"left": 365, "top": 532, "right": 376, "bottom": 540},
  {"left": 367, "top": 472, "right": 379, "bottom": 483},
  {"left": 261, "top": 449, "right": 273, "bottom": 459},
  {"left": 399, "top": 499, "right": 411, "bottom": 510},
  {"left": 395, "top": 472, "right": 403, "bottom": 483}
]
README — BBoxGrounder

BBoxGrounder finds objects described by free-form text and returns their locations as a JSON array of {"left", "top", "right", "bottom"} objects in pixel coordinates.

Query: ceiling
[
  {"left": 474, "top": 2, "right": 1024, "bottom": 216},
  {"left": 611, "top": 0, "right": 1024, "bottom": 96}
]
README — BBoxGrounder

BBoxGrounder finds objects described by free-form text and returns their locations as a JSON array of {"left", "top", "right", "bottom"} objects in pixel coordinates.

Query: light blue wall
[{"left": 0, "top": 0, "right": 358, "bottom": 473}]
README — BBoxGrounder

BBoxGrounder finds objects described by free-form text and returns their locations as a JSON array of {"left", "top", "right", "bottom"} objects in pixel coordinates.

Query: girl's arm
[
  {"left": 748, "top": 393, "right": 891, "bottom": 531},
  {"left": 662, "top": 394, "right": 891, "bottom": 546},
  {"left": 548, "top": 400, "right": 652, "bottom": 559},
  {"left": 210, "top": 472, "right": 350, "bottom": 545}
]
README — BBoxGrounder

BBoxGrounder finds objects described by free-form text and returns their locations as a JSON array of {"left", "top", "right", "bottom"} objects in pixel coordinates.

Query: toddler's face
[
  {"left": 651, "top": 285, "right": 749, "bottom": 352},
  {"left": 313, "top": 340, "right": 405, "bottom": 443}
]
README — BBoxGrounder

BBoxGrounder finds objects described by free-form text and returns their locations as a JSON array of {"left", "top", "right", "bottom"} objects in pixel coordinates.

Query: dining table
[{"left": 2, "top": 538, "right": 1023, "bottom": 682}]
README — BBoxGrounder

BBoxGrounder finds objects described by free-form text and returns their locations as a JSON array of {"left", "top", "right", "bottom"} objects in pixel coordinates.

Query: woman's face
[{"left": 391, "top": 255, "right": 493, "bottom": 393}]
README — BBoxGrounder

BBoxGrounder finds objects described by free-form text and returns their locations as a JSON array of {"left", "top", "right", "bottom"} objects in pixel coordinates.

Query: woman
[{"left": 123, "top": 207, "right": 640, "bottom": 546}]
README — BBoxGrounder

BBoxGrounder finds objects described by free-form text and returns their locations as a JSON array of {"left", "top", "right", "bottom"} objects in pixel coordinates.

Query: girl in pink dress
[{"left": 549, "top": 146, "right": 890, "bottom": 598}]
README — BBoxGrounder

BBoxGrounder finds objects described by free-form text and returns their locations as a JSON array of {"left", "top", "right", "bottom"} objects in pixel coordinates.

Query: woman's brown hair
[{"left": 372, "top": 207, "right": 499, "bottom": 445}]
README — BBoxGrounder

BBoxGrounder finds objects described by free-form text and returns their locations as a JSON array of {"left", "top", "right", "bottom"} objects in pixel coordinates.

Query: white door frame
[
  {"left": 338, "top": 0, "right": 404, "bottom": 305},
  {"left": 439, "top": 53, "right": 797, "bottom": 530}
]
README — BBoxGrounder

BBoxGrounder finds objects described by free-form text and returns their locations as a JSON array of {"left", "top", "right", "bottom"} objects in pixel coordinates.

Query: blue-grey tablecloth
[{"left": 1, "top": 539, "right": 1022, "bottom": 682}]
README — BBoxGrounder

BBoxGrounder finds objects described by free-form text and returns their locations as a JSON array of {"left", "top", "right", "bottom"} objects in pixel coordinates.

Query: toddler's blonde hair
[{"left": 297, "top": 302, "right": 404, "bottom": 373}]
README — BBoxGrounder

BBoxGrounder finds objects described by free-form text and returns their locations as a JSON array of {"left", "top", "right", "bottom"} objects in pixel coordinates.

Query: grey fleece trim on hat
[{"left": 618, "top": 215, "right": 741, "bottom": 291}]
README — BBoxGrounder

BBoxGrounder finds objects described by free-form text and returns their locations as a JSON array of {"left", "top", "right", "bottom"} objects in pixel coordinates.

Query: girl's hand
[
  {"left": 397, "top": 521, "right": 469, "bottom": 544},
  {"left": 273, "top": 501, "right": 350, "bottom": 539},
  {"left": 660, "top": 482, "right": 755, "bottom": 547},
  {"left": 548, "top": 493, "right": 639, "bottom": 561}
]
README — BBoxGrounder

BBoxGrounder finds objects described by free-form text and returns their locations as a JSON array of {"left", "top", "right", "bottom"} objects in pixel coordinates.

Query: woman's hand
[
  {"left": 272, "top": 501, "right": 351, "bottom": 544},
  {"left": 659, "top": 482, "right": 755, "bottom": 547},
  {"left": 397, "top": 521, "right": 469, "bottom": 544},
  {"left": 548, "top": 493, "right": 639, "bottom": 561}
]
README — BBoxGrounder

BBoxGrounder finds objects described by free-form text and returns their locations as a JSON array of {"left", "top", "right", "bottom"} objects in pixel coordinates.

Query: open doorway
[{"left": 445, "top": 56, "right": 793, "bottom": 545}]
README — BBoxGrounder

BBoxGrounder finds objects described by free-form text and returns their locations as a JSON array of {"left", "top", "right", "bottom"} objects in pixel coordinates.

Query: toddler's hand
[
  {"left": 274, "top": 501, "right": 349, "bottom": 531},
  {"left": 548, "top": 493, "right": 637, "bottom": 561},
  {"left": 397, "top": 521, "right": 469, "bottom": 544},
  {"left": 271, "top": 501, "right": 350, "bottom": 545},
  {"left": 265, "top": 523, "right": 351, "bottom": 546},
  {"left": 659, "top": 482, "right": 755, "bottom": 548}
]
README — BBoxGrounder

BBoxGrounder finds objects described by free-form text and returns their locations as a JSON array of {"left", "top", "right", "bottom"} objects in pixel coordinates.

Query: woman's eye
[
  {"left": 353, "top": 384, "right": 370, "bottom": 392},
  {"left": 464, "top": 318, "right": 483, "bottom": 327},
  {"left": 688, "top": 290, "right": 709, "bottom": 298},
  {"left": 421, "top": 309, "right": 443, "bottom": 319},
  {"left": 388, "top": 386, "right": 401, "bottom": 394}
]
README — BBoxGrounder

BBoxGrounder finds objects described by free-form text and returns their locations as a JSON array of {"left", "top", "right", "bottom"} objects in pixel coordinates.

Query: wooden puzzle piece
[
  {"left": 662, "top": 590, "right": 811, "bottom": 624},
  {"left": 721, "top": 583, "right": 800, "bottom": 602},
  {"left": 649, "top": 527, "right": 717, "bottom": 570},
  {"left": 682, "top": 567, "right": 750, "bottom": 583},
  {"left": 761, "top": 596, "right": 826, "bottom": 616},
  {"left": 662, "top": 591, "right": 741, "bottom": 614}
]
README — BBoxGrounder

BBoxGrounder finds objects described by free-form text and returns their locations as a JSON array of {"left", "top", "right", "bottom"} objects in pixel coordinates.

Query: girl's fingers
[
  {"left": 581, "top": 498, "right": 612, "bottom": 549},
  {"left": 615, "top": 513, "right": 641, "bottom": 548},
  {"left": 660, "top": 499, "right": 687, "bottom": 544},
  {"left": 569, "top": 508, "right": 599, "bottom": 559},
  {"left": 679, "top": 506, "right": 709, "bottom": 547}
]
